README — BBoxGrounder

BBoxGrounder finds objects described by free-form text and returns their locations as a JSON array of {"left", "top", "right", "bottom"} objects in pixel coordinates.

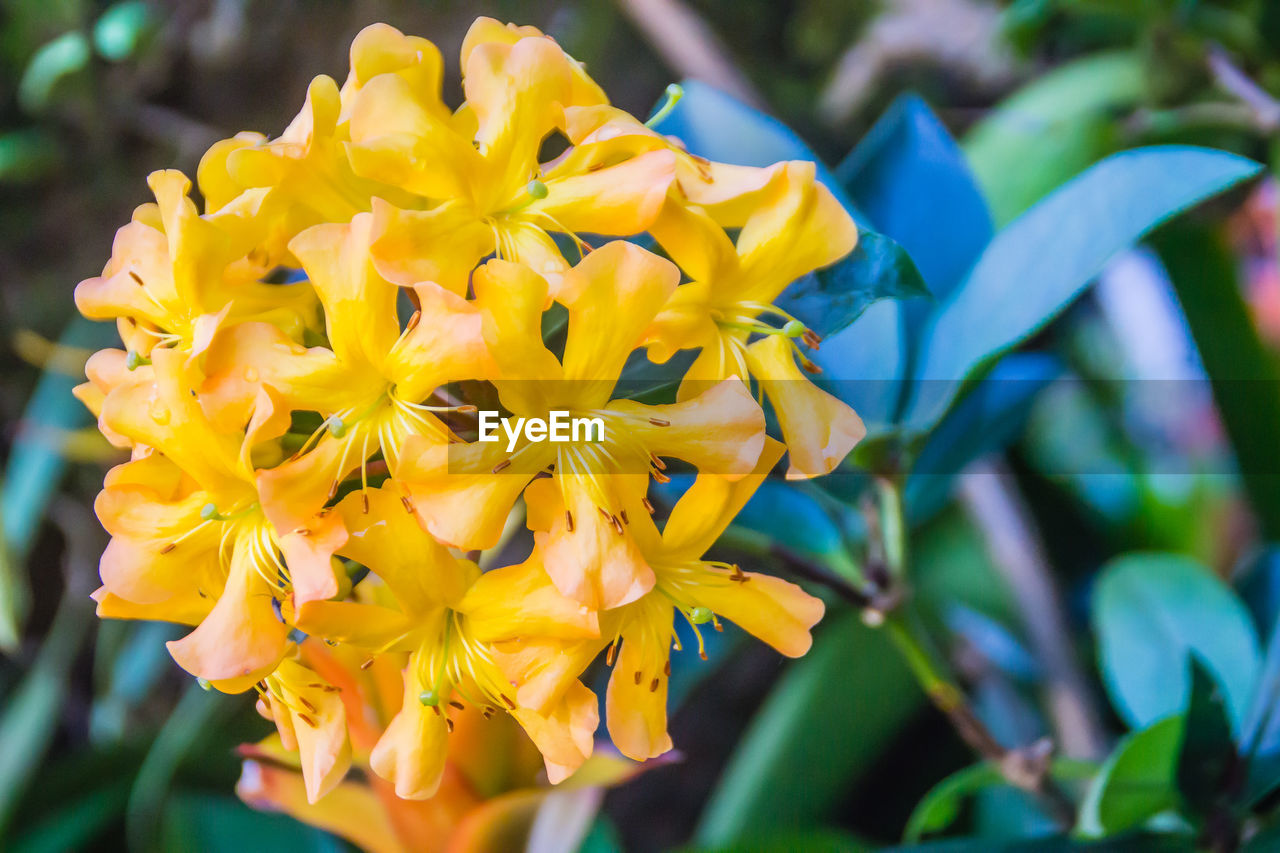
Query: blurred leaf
[
  {"left": 0, "top": 317, "right": 116, "bottom": 646},
  {"left": 1092, "top": 553, "right": 1260, "bottom": 733},
  {"left": 1153, "top": 225, "right": 1280, "bottom": 541},
  {"left": 727, "top": 479, "right": 859, "bottom": 578},
  {"left": 1176, "top": 657, "right": 1234, "bottom": 814},
  {"left": 17, "top": 30, "right": 90, "bottom": 111},
  {"left": 884, "top": 833, "right": 1195, "bottom": 851},
  {"left": 904, "top": 147, "right": 1261, "bottom": 432},
  {"left": 694, "top": 611, "right": 922, "bottom": 846},
  {"left": 1078, "top": 715, "right": 1184, "bottom": 838},
  {"left": 691, "top": 829, "right": 871, "bottom": 852},
  {"left": 907, "top": 759, "right": 1094, "bottom": 842},
  {"left": 128, "top": 684, "right": 238, "bottom": 851},
  {"left": 10, "top": 785, "right": 128, "bottom": 853},
  {"left": 160, "top": 793, "right": 340, "bottom": 853},
  {"left": 1238, "top": 546, "right": 1280, "bottom": 641},
  {"left": 813, "top": 299, "right": 909, "bottom": 432},
  {"left": 0, "top": 129, "right": 62, "bottom": 185},
  {"left": 837, "top": 93, "right": 993, "bottom": 314},
  {"left": 904, "top": 353, "right": 1060, "bottom": 519},
  {"left": 92, "top": 1, "right": 151, "bottom": 61},
  {"left": 780, "top": 231, "right": 929, "bottom": 339},
  {"left": 964, "top": 51, "right": 1146, "bottom": 225},
  {"left": 1239, "top": 594, "right": 1280, "bottom": 805},
  {"left": 0, "top": 589, "right": 94, "bottom": 834}
]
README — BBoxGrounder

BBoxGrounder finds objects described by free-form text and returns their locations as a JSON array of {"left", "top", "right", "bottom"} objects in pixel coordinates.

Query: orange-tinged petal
[
  {"left": 661, "top": 437, "right": 785, "bottom": 558},
  {"left": 531, "top": 149, "right": 676, "bottom": 236},
  {"left": 460, "top": 556, "right": 601, "bottom": 642},
  {"left": 370, "top": 654, "right": 450, "bottom": 799},
  {"left": 289, "top": 213, "right": 401, "bottom": 370},
  {"left": 444, "top": 790, "right": 544, "bottom": 853},
  {"left": 346, "top": 73, "right": 480, "bottom": 199},
  {"left": 647, "top": 198, "right": 740, "bottom": 286},
  {"left": 92, "top": 586, "right": 210, "bottom": 625},
  {"left": 746, "top": 334, "right": 865, "bottom": 479},
  {"left": 691, "top": 569, "right": 824, "bottom": 658},
  {"left": 608, "top": 377, "right": 765, "bottom": 478},
  {"left": 368, "top": 198, "right": 495, "bottom": 294},
  {"left": 558, "top": 242, "right": 680, "bottom": 402},
  {"left": 336, "top": 486, "right": 477, "bottom": 612},
  {"left": 490, "top": 636, "right": 605, "bottom": 715},
  {"left": 294, "top": 600, "right": 416, "bottom": 650},
  {"left": 510, "top": 679, "right": 598, "bottom": 784},
  {"left": 461, "top": 18, "right": 606, "bottom": 107},
  {"left": 237, "top": 760, "right": 404, "bottom": 853},
  {"left": 605, "top": 600, "right": 674, "bottom": 761},
  {"left": 736, "top": 161, "right": 859, "bottom": 306},
  {"left": 341, "top": 23, "right": 448, "bottom": 121},
  {"left": 383, "top": 282, "right": 494, "bottom": 398},
  {"left": 538, "top": 474, "right": 654, "bottom": 610},
  {"left": 472, "top": 258, "right": 562, "bottom": 387},
  {"left": 279, "top": 509, "right": 347, "bottom": 607},
  {"left": 166, "top": 530, "right": 290, "bottom": 692}
]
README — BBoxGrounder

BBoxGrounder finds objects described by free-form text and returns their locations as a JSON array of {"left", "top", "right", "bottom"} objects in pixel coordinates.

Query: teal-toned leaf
[
  {"left": 837, "top": 93, "right": 993, "bottom": 306},
  {"left": 690, "top": 829, "right": 871, "bottom": 852},
  {"left": 1078, "top": 716, "right": 1184, "bottom": 838},
  {"left": 963, "top": 51, "right": 1146, "bottom": 226},
  {"left": 694, "top": 611, "right": 923, "bottom": 846},
  {"left": 10, "top": 786, "right": 128, "bottom": 853},
  {"left": 904, "top": 353, "right": 1059, "bottom": 519},
  {"left": 93, "top": 1, "right": 152, "bottom": 61},
  {"left": 907, "top": 759, "right": 1094, "bottom": 842},
  {"left": 0, "top": 129, "right": 62, "bottom": 185},
  {"left": 1176, "top": 657, "right": 1234, "bottom": 814},
  {"left": 18, "top": 31, "right": 91, "bottom": 111},
  {"left": 1092, "top": 553, "right": 1260, "bottom": 733},
  {"left": 1153, "top": 226, "right": 1280, "bottom": 541},
  {"left": 780, "top": 231, "right": 929, "bottom": 340},
  {"left": 727, "top": 479, "right": 859, "bottom": 578},
  {"left": 885, "top": 833, "right": 1193, "bottom": 851},
  {"left": 1239, "top": 591, "right": 1280, "bottom": 805},
  {"left": 812, "top": 298, "right": 908, "bottom": 433},
  {"left": 904, "top": 147, "right": 1261, "bottom": 431}
]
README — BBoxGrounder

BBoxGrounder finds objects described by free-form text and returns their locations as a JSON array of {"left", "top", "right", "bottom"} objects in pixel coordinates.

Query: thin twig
[
  {"left": 958, "top": 459, "right": 1107, "bottom": 761},
  {"left": 1206, "top": 44, "right": 1280, "bottom": 132}
]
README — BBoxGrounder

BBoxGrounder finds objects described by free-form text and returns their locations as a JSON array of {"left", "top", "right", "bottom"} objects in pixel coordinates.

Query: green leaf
[
  {"left": 1078, "top": 716, "right": 1184, "bottom": 837},
  {"left": 963, "top": 51, "right": 1146, "bottom": 226},
  {"left": 10, "top": 786, "right": 128, "bottom": 853},
  {"left": 780, "top": 231, "right": 929, "bottom": 340},
  {"left": 689, "top": 829, "right": 871, "bottom": 852},
  {"left": 1153, "top": 225, "right": 1280, "bottom": 541},
  {"left": 160, "top": 793, "right": 340, "bottom": 853},
  {"left": 18, "top": 31, "right": 91, "bottom": 111},
  {"left": 92, "top": 1, "right": 152, "bottom": 61},
  {"left": 904, "top": 147, "right": 1261, "bottom": 432},
  {"left": 0, "top": 129, "right": 62, "bottom": 185},
  {"left": 907, "top": 759, "right": 1095, "bottom": 842},
  {"left": 694, "top": 611, "right": 923, "bottom": 846},
  {"left": 1092, "top": 553, "right": 1260, "bottom": 734},
  {"left": 1176, "top": 657, "right": 1235, "bottom": 814}
]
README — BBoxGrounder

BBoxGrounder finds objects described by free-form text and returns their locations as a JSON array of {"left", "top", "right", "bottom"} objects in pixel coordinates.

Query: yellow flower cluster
[{"left": 75, "top": 19, "right": 865, "bottom": 803}]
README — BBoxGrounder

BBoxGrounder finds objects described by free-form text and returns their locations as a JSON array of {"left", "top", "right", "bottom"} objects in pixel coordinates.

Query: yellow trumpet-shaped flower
[
  {"left": 644, "top": 162, "right": 867, "bottom": 478},
  {"left": 398, "top": 242, "right": 766, "bottom": 610},
  {"left": 462, "top": 437, "right": 824, "bottom": 762},
  {"left": 293, "top": 487, "right": 600, "bottom": 797},
  {"left": 199, "top": 211, "right": 493, "bottom": 535},
  {"left": 86, "top": 347, "right": 347, "bottom": 692},
  {"left": 74, "top": 170, "right": 317, "bottom": 359}
]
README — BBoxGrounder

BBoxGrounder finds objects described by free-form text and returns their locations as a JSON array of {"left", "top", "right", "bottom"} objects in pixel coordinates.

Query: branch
[{"left": 1206, "top": 44, "right": 1280, "bottom": 132}]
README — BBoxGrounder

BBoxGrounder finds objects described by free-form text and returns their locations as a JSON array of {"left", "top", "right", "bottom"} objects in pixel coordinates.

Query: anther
[
  {"left": 405, "top": 311, "right": 421, "bottom": 333},
  {"left": 802, "top": 329, "right": 823, "bottom": 349},
  {"left": 361, "top": 493, "right": 370, "bottom": 514},
  {"left": 664, "top": 660, "right": 671, "bottom": 677},
  {"left": 649, "top": 678, "right": 660, "bottom": 692},
  {"left": 606, "top": 642, "right": 617, "bottom": 666},
  {"left": 360, "top": 658, "right": 374, "bottom": 670},
  {"left": 649, "top": 452, "right": 667, "bottom": 471},
  {"left": 633, "top": 670, "right": 643, "bottom": 685},
  {"left": 160, "top": 543, "right": 176, "bottom": 555},
  {"left": 293, "top": 527, "right": 311, "bottom": 536},
  {"left": 446, "top": 718, "right": 455, "bottom": 733},
  {"left": 492, "top": 459, "right": 512, "bottom": 473},
  {"left": 401, "top": 495, "right": 415, "bottom": 513},
  {"left": 449, "top": 700, "right": 465, "bottom": 711},
  {"left": 652, "top": 470, "right": 671, "bottom": 484},
  {"left": 648, "top": 417, "right": 670, "bottom": 427},
  {"left": 799, "top": 357, "right": 822, "bottom": 374},
  {"left": 565, "top": 510, "right": 575, "bottom": 532},
  {"left": 128, "top": 270, "right": 145, "bottom": 285},
  {"left": 642, "top": 497, "right": 655, "bottom": 514},
  {"left": 298, "top": 714, "right": 318, "bottom": 728},
  {"left": 611, "top": 514, "right": 624, "bottom": 535},
  {"left": 500, "top": 694, "right": 516, "bottom": 709},
  {"left": 456, "top": 405, "right": 478, "bottom": 414},
  {"left": 620, "top": 509, "right": 629, "bottom": 524},
  {"left": 298, "top": 696, "right": 317, "bottom": 713}
]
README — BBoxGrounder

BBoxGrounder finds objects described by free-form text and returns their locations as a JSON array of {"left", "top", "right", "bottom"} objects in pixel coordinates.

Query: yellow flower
[
  {"left": 199, "top": 211, "right": 491, "bottom": 534},
  {"left": 87, "top": 347, "right": 346, "bottom": 692},
  {"left": 462, "top": 437, "right": 825, "bottom": 762},
  {"left": 74, "top": 170, "right": 317, "bottom": 359},
  {"left": 645, "top": 162, "right": 867, "bottom": 478},
  {"left": 349, "top": 19, "right": 677, "bottom": 294},
  {"left": 398, "top": 242, "right": 766, "bottom": 610},
  {"left": 293, "top": 487, "right": 600, "bottom": 797}
]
